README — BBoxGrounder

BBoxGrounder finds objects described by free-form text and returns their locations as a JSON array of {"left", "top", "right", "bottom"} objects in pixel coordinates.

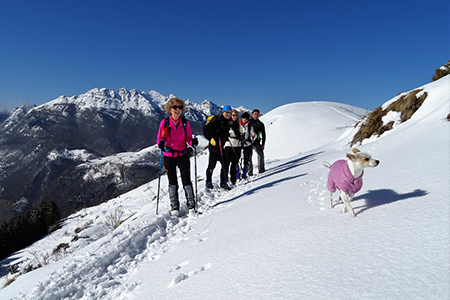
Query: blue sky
[{"left": 0, "top": 0, "right": 448, "bottom": 113}]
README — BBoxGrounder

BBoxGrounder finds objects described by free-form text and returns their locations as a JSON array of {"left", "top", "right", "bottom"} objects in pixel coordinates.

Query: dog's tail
[{"left": 322, "top": 161, "right": 331, "bottom": 168}]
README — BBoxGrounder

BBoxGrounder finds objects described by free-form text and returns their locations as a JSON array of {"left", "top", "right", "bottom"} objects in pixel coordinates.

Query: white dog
[{"left": 322, "top": 149, "right": 379, "bottom": 217}]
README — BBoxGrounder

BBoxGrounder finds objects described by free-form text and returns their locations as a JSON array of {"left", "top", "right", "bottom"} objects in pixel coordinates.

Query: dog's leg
[
  {"left": 329, "top": 192, "right": 334, "bottom": 208},
  {"left": 338, "top": 192, "right": 347, "bottom": 213},
  {"left": 341, "top": 193, "right": 356, "bottom": 217},
  {"left": 348, "top": 193, "right": 356, "bottom": 217}
]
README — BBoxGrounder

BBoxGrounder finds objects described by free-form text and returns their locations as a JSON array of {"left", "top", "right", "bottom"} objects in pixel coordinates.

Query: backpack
[
  {"left": 202, "top": 115, "right": 219, "bottom": 140},
  {"left": 205, "top": 115, "right": 216, "bottom": 125}
]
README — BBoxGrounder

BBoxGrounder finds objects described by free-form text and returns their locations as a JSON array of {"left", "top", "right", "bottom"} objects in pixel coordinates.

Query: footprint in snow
[
  {"left": 169, "top": 260, "right": 190, "bottom": 273},
  {"left": 197, "top": 237, "right": 207, "bottom": 243},
  {"left": 168, "top": 263, "right": 212, "bottom": 287}
]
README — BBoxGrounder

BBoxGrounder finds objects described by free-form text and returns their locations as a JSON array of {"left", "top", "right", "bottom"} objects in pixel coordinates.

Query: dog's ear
[
  {"left": 346, "top": 153, "right": 356, "bottom": 161},
  {"left": 352, "top": 148, "right": 360, "bottom": 154}
]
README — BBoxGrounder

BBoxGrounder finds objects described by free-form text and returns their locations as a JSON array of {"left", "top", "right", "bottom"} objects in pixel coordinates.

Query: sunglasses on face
[
  {"left": 232, "top": 114, "right": 238, "bottom": 117},
  {"left": 172, "top": 105, "right": 183, "bottom": 110},
  {"left": 224, "top": 111, "right": 231, "bottom": 114}
]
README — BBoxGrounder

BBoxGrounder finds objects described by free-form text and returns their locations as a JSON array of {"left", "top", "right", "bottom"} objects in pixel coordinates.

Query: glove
[
  {"left": 210, "top": 138, "right": 216, "bottom": 146},
  {"left": 192, "top": 137, "right": 198, "bottom": 147},
  {"left": 158, "top": 140, "right": 165, "bottom": 150}
]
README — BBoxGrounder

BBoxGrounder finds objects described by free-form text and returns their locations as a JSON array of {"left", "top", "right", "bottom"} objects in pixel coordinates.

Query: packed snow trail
[{"left": 10, "top": 171, "right": 258, "bottom": 300}]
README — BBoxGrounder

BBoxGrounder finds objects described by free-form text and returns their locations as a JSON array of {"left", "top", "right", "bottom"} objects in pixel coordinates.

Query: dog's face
[{"left": 346, "top": 148, "right": 380, "bottom": 168}]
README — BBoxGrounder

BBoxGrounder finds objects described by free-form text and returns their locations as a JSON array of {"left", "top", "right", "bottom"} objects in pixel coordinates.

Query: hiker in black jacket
[
  {"left": 203, "top": 105, "right": 233, "bottom": 189},
  {"left": 248, "top": 109, "right": 266, "bottom": 176}
]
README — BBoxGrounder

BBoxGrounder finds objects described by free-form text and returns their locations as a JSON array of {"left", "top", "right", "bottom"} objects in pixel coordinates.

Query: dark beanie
[{"left": 242, "top": 112, "right": 250, "bottom": 119}]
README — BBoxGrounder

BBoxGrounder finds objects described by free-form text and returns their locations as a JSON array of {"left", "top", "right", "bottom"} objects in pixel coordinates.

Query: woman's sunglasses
[{"left": 172, "top": 105, "right": 183, "bottom": 110}]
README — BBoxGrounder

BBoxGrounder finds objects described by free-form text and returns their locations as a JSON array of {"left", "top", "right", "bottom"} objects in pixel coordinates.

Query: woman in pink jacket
[{"left": 157, "top": 97, "right": 198, "bottom": 216}]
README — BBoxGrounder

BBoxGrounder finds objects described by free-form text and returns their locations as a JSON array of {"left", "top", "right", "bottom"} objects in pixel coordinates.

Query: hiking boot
[
  {"left": 220, "top": 183, "right": 232, "bottom": 190},
  {"left": 242, "top": 166, "right": 248, "bottom": 179},
  {"left": 184, "top": 185, "right": 195, "bottom": 210},
  {"left": 206, "top": 181, "right": 213, "bottom": 189},
  {"left": 169, "top": 185, "right": 179, "bottom": 211},
  {"left": 170, "top": 209, "right": 180, "bottom": 217}
]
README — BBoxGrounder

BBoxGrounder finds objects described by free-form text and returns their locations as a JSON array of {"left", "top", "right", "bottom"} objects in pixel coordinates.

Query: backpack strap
[
  {"left": 246, "top": 121, "right": 252, "bottom": 142},
  {"left": 165, "top": 116, "right": 171, "bottom": 137},
  {"left": 164, "top": 116, "right": 188, "bottom": 141}
]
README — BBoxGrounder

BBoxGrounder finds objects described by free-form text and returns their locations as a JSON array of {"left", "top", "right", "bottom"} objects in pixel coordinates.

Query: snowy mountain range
[
  {"left": 0, "top": 88, "right": 226, "bottom": 224},
  {"left": 0, "top": 75, "right": 448, "bottom": 299}
]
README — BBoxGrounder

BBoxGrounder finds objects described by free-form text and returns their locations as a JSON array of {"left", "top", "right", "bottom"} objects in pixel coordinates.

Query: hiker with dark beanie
[{"left": 237, "top": 111, "right": 252, "bottom": 180}]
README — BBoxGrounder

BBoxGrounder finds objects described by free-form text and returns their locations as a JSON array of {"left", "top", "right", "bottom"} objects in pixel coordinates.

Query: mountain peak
[{"left": 41, "top": 88, "right": 171, "bottom": 114}]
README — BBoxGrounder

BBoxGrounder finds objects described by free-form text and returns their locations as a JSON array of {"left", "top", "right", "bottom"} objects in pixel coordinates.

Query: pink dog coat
[{"left": 327, "top": 160, "right": 364, "bottom": 194}]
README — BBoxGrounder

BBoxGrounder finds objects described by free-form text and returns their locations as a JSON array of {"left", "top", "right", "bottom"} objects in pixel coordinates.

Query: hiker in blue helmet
[{"left": 202, "top": 105, "right": 233, "bottom": 190}]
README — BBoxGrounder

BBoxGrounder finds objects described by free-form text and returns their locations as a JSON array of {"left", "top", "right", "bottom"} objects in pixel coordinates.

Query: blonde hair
[
  {"left": 165, "top": 97, "right": 185, "bottom": 114},
  {"left": 232, "top": 109, "right": 239, "bottom": 116}
]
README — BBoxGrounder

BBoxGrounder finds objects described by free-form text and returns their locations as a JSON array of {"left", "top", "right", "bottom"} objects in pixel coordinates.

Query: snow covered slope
[
  {"left": 1, "top": 76, "right": 449, "bottom": 299},
  {"left": 263, "top": 101, "right": 368, "bottom": 158}
]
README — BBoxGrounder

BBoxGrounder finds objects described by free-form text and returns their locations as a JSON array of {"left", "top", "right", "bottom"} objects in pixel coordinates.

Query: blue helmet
[{"left": 222, "top": 105, "right": 232, "bottom": 112}]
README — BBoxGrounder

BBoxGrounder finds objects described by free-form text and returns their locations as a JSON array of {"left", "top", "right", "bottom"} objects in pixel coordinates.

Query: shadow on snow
[
  {"left": 212, "top": 174, "right": 308, "bottom": 208},
  {"left": 211, "top": 152, "right": 322, "bottom": 208},
  {"left": 353, "top": 188, "right": 428, "bottom": 214}
]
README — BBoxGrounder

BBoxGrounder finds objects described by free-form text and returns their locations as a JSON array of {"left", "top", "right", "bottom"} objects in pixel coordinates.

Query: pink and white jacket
[
  {"left": 156, "top": 117, "right": 193, "bottom": 157},
  {"left": 327, "top": 160, "right": 364, "bottom": 194}
]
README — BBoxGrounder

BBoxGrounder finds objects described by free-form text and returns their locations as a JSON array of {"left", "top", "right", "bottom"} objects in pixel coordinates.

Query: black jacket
[
  {"left": 203, "top": 114, "right": 231, "bottom": 148},
  {"left": 249, "top": 118, "right": 266, "bottom": 146}
]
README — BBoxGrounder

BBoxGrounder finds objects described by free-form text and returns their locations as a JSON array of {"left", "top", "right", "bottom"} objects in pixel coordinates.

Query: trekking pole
[
  {"left": 185, "top": 139, "right": 198, "bottom": 212},
  {"left": 219, "top": 137, "right": 226, "bottom": 165},
  {"left": 227, "top": 137, "right": 240, "bottom": 160},
  {"left": 156, "top": 149, "right": 163, "bottom": 215},
  {"left": 238, "top": 138, "right": 245, "bottom": 176},
  {"left": 218, "top": 137, "right": 227, "bottom": 184},
  {"left": 228, "top": 137, "right": 242, "bottom": 180},
  {"left": 193, "top": 135, "right": 198, "bottom": 212}
]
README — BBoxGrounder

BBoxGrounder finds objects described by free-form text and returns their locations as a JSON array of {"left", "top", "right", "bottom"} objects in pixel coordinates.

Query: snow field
[{"left": 1, "top": 76, "right": 449, "bottom": 299}]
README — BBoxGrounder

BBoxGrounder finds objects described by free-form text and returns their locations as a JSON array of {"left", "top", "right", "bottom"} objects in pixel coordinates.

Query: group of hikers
[{"left": 156, "top": 97, "right": 266, "bottom": 216}]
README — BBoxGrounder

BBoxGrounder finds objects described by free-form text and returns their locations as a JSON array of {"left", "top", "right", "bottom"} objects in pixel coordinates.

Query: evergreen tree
[{"left": 0, "top": 202, "right": 61, "bottom": 260}]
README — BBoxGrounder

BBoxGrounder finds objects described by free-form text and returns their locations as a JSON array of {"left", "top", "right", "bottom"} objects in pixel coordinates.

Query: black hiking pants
[
  {"left": 164, "top": 154, "right": 192, "bottom": 187},
  {"left": 224, "top": 146, "right": 240, "bottom": 184},
  {"left": 248, "top": 143, "right": 265, "bottom": 176},
  {"left": 206, "top": 146, "right": 227, "bottom": 186}
]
